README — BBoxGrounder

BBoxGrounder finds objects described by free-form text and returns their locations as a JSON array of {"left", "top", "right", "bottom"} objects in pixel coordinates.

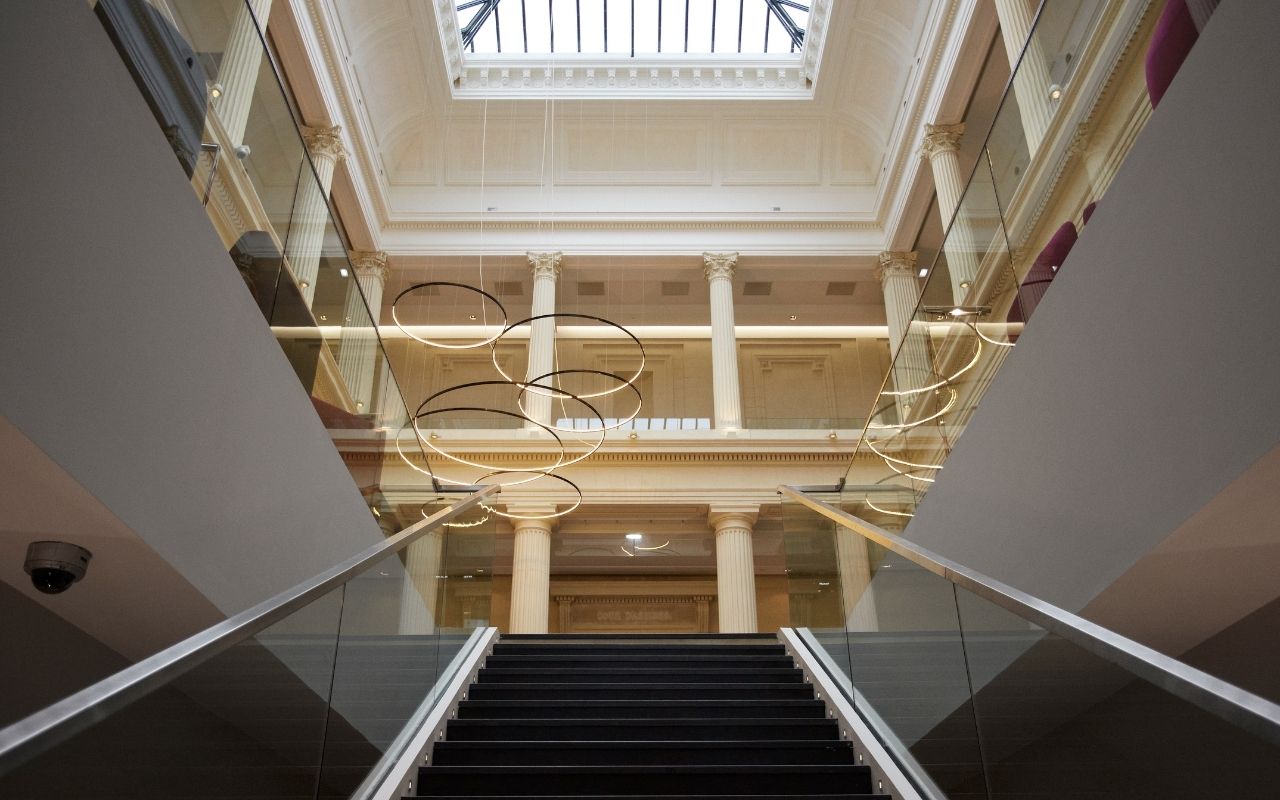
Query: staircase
[{"left": 411, "top": 633, "right": 889, "bottom": 799}]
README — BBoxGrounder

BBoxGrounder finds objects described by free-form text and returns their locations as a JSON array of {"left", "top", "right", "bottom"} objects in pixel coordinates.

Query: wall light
[{"left": 1048, "top": 83, "right": 1063, "bottom": 100}]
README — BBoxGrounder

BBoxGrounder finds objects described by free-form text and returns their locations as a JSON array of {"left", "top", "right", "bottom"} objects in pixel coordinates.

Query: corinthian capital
[
  {"left": 527, "top": 251, "right": 563, "bottom": 279},
  {"left": 875, "top": 251, "right": 918, "bottom": 284},
  {"left": 348, "top": 250, "right": 390, "bottom": 284},
  {"left": 302, "top": 124, "right": 347, "bottom": 161},
  {"left": 702, "top": 252, "right": 739, "bottom": 281},
  {"left": 920, "top": 123, "right": 964, "bottom": 160}
]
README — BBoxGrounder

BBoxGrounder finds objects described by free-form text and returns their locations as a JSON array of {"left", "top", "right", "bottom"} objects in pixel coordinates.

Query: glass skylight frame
[{"left": 432, "top": 0, "right": 834, "bottom": 99}]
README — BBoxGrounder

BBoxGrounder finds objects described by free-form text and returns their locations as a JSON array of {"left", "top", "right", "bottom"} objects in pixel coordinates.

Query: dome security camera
[{"left": 24, "top": 541, "right": 92, "bottom": 595}]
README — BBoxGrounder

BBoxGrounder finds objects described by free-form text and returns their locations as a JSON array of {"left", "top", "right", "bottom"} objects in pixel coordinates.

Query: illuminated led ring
[
  {"left": 420, "top": 501, "right": 491, "bottom": 528},
  {"left": 868, "top": 388, "right": 957, "bottom": 430},
  {"left": 476, "top": 470, "right": 585, "bottom": 521},
  {"left": 962, "top": 319, "right": 1017, "bottom": 348},
  {"left": 882, "top": 336, "right": 983, "bottom": 398},
  {"left": 863, "top": 436, "right": 946, "bottom": 472},
  {"left": 391, "top": 281, "right": 508, "bottom": 350},
  {"left": 865, "top": 498, "right": 915, "bottom": 519},
  {"left": 518, "top": 369, "right": 643, "bottom": 433},
  {"left": 492, "top": 313, "right": 646, "bottom": 399},
  {"left": 414, "top": 379, "right": 606, "bottom": 474}
]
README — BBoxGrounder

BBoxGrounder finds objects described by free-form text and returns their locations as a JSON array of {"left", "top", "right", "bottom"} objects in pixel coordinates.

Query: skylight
[{"left": 456, "top": 0, "right": 810, "bottom": 57}]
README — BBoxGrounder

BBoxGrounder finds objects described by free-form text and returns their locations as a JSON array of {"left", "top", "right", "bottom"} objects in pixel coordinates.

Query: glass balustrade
[
  {"left": 0, "top": 495, "right": 496, "bottom": 800},
  {"left": 846, "top": 0, "right": 1121, "bottom": 518},
  {"left": 92, "top": 0, "right": 434, "bottom": 493},
  {"left": 781, "top": 490, "right": 1280, "bottom": 799}
]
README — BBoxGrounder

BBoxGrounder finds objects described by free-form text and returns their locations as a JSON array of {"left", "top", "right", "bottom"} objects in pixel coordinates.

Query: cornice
[
  {"left": 382, "top": 218, "right": 883, "bottom": 233},
  {"left": 340, "top": 449, "right": 863, "bottom": 467}
]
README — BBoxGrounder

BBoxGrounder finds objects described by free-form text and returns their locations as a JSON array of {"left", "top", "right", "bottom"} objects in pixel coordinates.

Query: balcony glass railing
[
  {"left": 780, "top": 488, "right": 1280, "bottom": 799},
  {"left": 846, "top": 0, "right": 1122, "bottom": 518},
  {"left": 93, "top": 0, "right": 436, "bottom": 501},
  {"left": 0, "top": 489, "right": 497, "bottom": 800}
]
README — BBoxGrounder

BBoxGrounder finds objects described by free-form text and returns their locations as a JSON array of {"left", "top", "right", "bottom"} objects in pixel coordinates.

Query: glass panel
[
  {"left": 0, "top": 588, "right": 345, "bottom": 799},
  {"left": 954, "top": 583, "right": 1280, "bottom": 798}
]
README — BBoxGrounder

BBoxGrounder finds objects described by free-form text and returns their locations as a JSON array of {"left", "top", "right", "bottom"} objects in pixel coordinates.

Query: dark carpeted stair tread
[
  {"left": 431, "top": 739, "right": 854, "bottom": 766},
  {"left": 456, "top": 699, "right": 828, "bottom": 719},
  {"left": 416, "top": 764, "right": 873, "bottom": 795}
]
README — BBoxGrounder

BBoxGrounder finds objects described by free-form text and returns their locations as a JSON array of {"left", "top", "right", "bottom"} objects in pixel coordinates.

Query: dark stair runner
[{"left": 411, "top": 633, "right": 889, "bottom": 799}]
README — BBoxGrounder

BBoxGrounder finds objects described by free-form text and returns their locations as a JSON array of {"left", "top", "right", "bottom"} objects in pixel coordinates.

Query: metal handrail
[
  {"left": 778, "top": 485, "right": 1280, "bottom": 747},
  {"left": 0, "top": 484, "right": 500, "bottom": 773}
]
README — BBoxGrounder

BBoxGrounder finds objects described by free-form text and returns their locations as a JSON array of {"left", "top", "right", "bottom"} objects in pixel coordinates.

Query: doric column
[
  {"left": 337, "top": 251, "right": 389, "bottom": 413},
  {"left": 921, "top": 124, "right": 979, "bottom": 303},
  {"left": 289, "top": 125, "right": 347, "bottom": 308},
  {"left": 398, "top": 530, "right": 443, "bottom": 634},
  {"left": 877, "top": 252, "right": 932, "bottom": 410},
  {"left": 213, "top": 0, "right": 272, "bottom": 147},
  {"left": 509, "top": 509, "right": 554, "bottom": 633},
  {"left": 709, "top": 505, "right": 758, "bottom": 633},
  {"left": 524, "top": 252, "right": 562, "bottom": 427},
  {"left": 992, "top": 0, "right": 1054, "bottom": 154},
  {"left": 703, "top": 252, "right": 744, "bottom": 430},
  {"left": 836, "top": 527, "right": 879, "bottom": 632}
]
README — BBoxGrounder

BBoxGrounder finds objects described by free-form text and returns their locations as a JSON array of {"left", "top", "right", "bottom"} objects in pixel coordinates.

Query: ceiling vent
[
  {"left": 825, "top": 281, "right": 858, "bottom": 296},
  {"left": 661, "top": 281, "right": 690, "bottom": 296},
  {"left": 494, "top": 281, "right": 524, "bottom": 296},
  {"left": 577, "top": 281, "right": 606, "bottom": 296},
  {"left": 742, "top": 281, "right": 773, "bottom": 296}
]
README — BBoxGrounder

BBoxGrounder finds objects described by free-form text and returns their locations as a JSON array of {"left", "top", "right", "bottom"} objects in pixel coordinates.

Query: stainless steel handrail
[
  {"left": 0, "top": 484, "right": 500, "bottom": 773},
  {"left": 779, "top": 485, "right": 1280, "bottom": 747}
]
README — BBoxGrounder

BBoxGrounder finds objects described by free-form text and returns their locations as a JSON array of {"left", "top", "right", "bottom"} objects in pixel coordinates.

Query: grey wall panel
[
  {"left": 0, "top": 3, "right": 382, "bottom": 615},
  {"left": 906, "top": 0, "right": 1280, "bottom": 611}
]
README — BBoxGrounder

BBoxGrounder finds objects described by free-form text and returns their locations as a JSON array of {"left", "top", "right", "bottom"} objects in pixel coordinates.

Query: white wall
[
  {"left": 0, "top": 2, "right": 382, "bottom": 616},
  {"left": 906, "top": 0, "right": 1280, "bottom": 612}
]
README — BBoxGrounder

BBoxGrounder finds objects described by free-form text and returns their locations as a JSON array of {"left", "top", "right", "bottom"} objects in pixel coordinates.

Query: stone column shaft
[
  {"left": 213, "top": 0, "right": 272, "bottom": 147},
  {"left": 398, "top": 531, "right": 442, "bottom": 634},
  {"left": 877, "top": 252, "right": 931, "bottom": 412},
  {"left": 922, "top": 124, "right": 979, "bottom": 303},
  {"left": 993, "top": 0, "right": 1054, "bottom": 154},
  {"left": 289, "top": 126, "right": 346, "bottom": 307},
  {"left": 525, "top": 252, "right": 562, "bottom": 427},
  {"left": 703, "top": 253, "right": 743, "bottom": 430},
  {"left": 836, "top": 527, "right": 879, "bottom": 632},
  {"left": 337, "top": 251, "right": 388, "bottom": 413},
  {"left": 509, "top": 511, "right": 554, "bottom": 633},
  {"left": 710, "top": 507, "right": 758, "bottom": 633}
]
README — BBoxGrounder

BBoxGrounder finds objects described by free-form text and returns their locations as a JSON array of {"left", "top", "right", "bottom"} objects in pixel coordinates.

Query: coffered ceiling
[{"left": 288, "top": 0, "right": 977, "bottom": 254}]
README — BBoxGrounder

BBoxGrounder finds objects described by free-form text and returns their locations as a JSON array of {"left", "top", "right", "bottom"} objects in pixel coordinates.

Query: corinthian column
[
  {"left": 337, "top": 251, "right": 388, "bottom": 413},
  {"left": 288, "top": 125, "right": 347, "bottom": 308},
  {"left": 703, "top": 253, "right": 743, "bottom": 430},
  {"left": 877, "top": 252, "right": 932, "bottom": 409},
  {"left": 921, "top": 124, "right": 979, "bottom": 303},
  {"left": 993, "top": 0, "right": 1054, "bottom": 155},
  {"left": 509, "top": 509, "right": 554, "bottom": 633},
  {"left": 524, "top": 252, "right": 562, "bottom": 428},
  {"left": 213, "top": 0, "right": 272, "bottom": 147},
  {"left": 399, "top": 530, "right": 443, "bottom": 634},
  {"left": 710, "top": 506, "right": 758, "bottom": 633}
]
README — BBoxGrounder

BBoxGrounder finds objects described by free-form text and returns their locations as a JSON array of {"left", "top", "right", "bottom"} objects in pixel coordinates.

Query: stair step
[
  {"left": 493, "top": 643, "right": 786, "bottom": 656},
  {"left": 456, "top": 699, "right": 828, "bottom": 719},
  {"left": 444, "top": 718, "right": 839, "bottom": 742},
  {"left": 465, "top": 682, "right": 815, "bottom": 701},
  {"left": 485, "top": 655, "right": 796, "bottom": 669},
  {"left": 431, "top": 740, "right": 855, "bottom": 766},
  {"left": 415, "top": 765, "right": 873, "bottom": 796},
  {"left": 411, "top": 796, "right": 886, "bottom": 800},
  {"left": 498, "top": 634, "right": 779, "bottom": 641},
  {"left": 477, "top": 668, "right": 804, "bottom": 684}
]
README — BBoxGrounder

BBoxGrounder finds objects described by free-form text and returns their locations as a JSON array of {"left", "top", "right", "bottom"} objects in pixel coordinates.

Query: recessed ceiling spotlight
[
  {"left": 960, "top": 281, "right": 971, "bottom": 290},
  {"left": 628, "top": 431, "right": 638, "bottom": 439},
  {"left": 469, "top": 314, "right": 477, "bottom": 320},
  {"left": 788, "top": 315, "right": 798, "bottom": 321},
  {"left": 828, "top": 431, "right": 837, "bottom": 440},
  {"left": 339, "top": 268, "right": 349, "bottom": 278},
  {"left": 429, "top": 433, "right": 439, "bottom": 440},
  {"left": 918, "top": 268, "right": 929, "bottom": 278},
  {"left": 1048, "top": 83, "right": 1063, "bottom": 100},
  {"left": 209, "top": 82, "right": 224, "bottom": 99}
]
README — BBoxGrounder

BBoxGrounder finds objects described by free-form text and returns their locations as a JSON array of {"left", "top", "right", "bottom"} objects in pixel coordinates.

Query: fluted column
[
  {"left": 993, "top": 0, "right": 1054, "bottom": 155},
  {"left": 710, "top": 506, "right": 758, "bottom": 633},
  {"left": 212, "top": 0, "right": 272, "bottom": 147},
  {"left": 703, "top": 253, "right": 743, "bottom": 430},
  {"left": 509, "top": 509, "right": 554, "bottom": 633},
  {"left": 877, "top": 252, "right": 932, "bottom": 411},
  {"left": 336, "top": 251, "right": 388, "bottom": 413},
  {"left": 524, "top": 252, "right": 562, "bottom": 428},
  {"left": 922, "top": 124, "right": 979, "bottom": 303},
  {"left": 398, "top": 530, "right": 443, "bottom": 634},
  {"left": 1186, "top": 0, "right": 1220, "bottom": 32},
  {"left": 289, "top": 125, "right": 346, "bottom": 308},
  {"left": 836, "top": 527, "right": 879, "bottom": 632}
]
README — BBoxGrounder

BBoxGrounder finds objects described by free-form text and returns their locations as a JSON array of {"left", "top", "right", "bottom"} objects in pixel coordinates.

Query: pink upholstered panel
[{"left": 1146, "top": 0, "right": 1199, "bottom": 108}]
